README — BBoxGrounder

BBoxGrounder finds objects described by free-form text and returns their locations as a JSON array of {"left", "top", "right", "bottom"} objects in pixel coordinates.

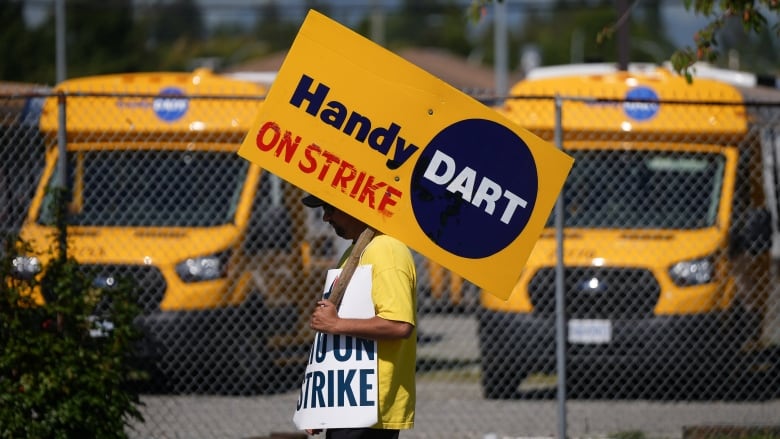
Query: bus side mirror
[
  {"left": 244, "top": 205, "right": 293, "bottom": 254},
  {"left": 730, "top": 208, "right": 772, "bottom": 255}
]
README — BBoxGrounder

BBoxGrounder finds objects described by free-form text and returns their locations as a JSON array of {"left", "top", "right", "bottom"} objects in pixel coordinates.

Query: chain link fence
[
  {"left": 0, "top": 83, "right": 47, "bottom": 236},
  {"left": 2, "top": 78, "right": 779, "bottom": 438}
]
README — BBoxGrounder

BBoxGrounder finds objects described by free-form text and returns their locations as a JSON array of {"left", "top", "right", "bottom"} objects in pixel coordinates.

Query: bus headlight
[
  {"left": 11, "top": 255, "right": 42, "bottom": 280},
  {"left": 175, "top": 251, "right": 229, "bottom": 282},
  {"left": 669, "top": 257, "right": 714, "bottom": 286}
]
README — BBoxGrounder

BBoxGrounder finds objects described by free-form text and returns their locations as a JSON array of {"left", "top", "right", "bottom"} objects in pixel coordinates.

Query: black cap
[{"left": 301, "top": 194, "right": 326, "bottom": 208}]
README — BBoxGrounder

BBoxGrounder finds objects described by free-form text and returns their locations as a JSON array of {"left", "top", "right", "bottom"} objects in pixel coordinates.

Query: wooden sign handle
[{"left": 328, "top": 227, "right": 376, "bottom": 308}]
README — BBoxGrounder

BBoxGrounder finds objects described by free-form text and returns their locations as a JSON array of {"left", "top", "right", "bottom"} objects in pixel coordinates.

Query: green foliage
[
  {"left": 152, "top": 0, "right": 205, "bottom": 44},
  {"left": 467, "top": 0, "right": 498, "bottom": 22},
  {"left": 670, "top": 0, "right": 780, "bottom": 81},
  {"left": 608, "top": 431, "right": 646, "bottom": 439},
  {"left": 383, "top": 0, "right": 473, "bottom": 56},
  {"left": 471, "top": 0, "right": 779, "bottom": 82},
  {"left": 470, "top": 1, "right": 675, "bottom": 71},
  {"left": 573, "top": 0, "right": 778, "bottom": 81},
  {"left": 253, "top": 1, "right": 302, "bottom": 53},
  {"left": 0, "top": 188, "right": 145, "bottom": 439},
  {"left": 3, "top": 0, "right": 779, "bottom": 84},
  {"left": 0, "top": 1, "right": 55, "bottom": 82}
]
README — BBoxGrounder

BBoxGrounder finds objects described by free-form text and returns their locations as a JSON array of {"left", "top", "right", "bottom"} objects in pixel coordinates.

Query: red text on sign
[{"left": 255, "top": 120, "right": 402, "bottom": 217}]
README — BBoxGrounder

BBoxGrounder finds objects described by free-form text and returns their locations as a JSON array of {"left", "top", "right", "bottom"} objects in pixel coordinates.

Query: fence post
[
  {"left": 554, "top": 94, "right": 568, "bottom": 439},
  {"left": 55, "top": 91, "right": 68, "bottom": 260}
]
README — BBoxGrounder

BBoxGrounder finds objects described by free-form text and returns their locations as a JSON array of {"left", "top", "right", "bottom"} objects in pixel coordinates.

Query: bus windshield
[
  {"left": 38, "top": 149, "right": 249, "bottom": 227},
  {"left": 554, "top": 149, "right": 725, "bottom": 229}
]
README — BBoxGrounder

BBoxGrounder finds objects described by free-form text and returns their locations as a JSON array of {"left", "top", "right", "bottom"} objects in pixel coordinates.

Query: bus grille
[
  {"left": 80, "top": 264, "right": 167, "bottom": 315},
  {"left": 528, "top": 267, "right": 660, "bottom": 319}
]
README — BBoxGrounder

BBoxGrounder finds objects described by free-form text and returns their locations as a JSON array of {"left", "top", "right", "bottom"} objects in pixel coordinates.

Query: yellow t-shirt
[{"left": 357, "top": 234, "right": 417, "bottom": 430}]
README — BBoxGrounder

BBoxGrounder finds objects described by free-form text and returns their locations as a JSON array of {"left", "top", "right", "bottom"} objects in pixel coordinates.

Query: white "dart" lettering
[{"left": 423, "top": 150, "right": 528, "bottom": 224}]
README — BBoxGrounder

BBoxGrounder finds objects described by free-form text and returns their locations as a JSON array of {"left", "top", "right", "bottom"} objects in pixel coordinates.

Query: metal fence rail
[{"left": 2, "top": 88, "right": 778, "bottom": 439}]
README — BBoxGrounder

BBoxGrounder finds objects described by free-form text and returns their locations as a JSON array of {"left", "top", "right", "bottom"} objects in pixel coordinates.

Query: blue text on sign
[
  {"left": 296, "top": 368, "right": 376, "bottom": 409},
  {"left": 309, "top": 333, "right": 376, "bottom": 365},
  {"left": 289, "top": 74, "right": 420, "bottom": 170}
]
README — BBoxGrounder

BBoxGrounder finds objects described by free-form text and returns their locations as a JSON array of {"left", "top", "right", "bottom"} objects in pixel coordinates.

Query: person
[{"left": 301, "top": 194, "right": 417, "bottom": 439}]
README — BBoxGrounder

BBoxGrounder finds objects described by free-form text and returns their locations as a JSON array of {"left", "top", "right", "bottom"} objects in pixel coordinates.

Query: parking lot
[{"left": 128, "top": 314, "right": 780, "bottom": 439}]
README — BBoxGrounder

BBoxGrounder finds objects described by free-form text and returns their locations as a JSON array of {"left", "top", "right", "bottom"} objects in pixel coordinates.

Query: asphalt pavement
[{"left": 127, "top": 314, "right": 780, "bottom": 439}]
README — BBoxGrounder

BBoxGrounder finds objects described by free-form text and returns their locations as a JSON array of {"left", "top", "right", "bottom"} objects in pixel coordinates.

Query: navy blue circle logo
[
  {"left": 153, "top": 87, "right": 188, "bottom": 122},
  {"left": 624, "top": 86, "right": 659, "bottom": 121},
  {"left": 410, "top": 119, "right": 538, "bottom": 259}
]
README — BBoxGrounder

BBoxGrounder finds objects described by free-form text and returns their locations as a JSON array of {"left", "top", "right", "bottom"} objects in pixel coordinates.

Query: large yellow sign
[{"left": 238, "top": 10, "right": 573, "bottom": 300}]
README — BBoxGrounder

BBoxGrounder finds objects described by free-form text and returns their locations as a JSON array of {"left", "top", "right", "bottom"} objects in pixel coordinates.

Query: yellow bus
[
  {"left": 12, "top": 69, "right": 328, "bottom": 394},
  {"left": 479, "top": 64, "right": 774, "bottom": 399},
  {"left": 0, "top": 82, "right": 48, "bottom": 234}
]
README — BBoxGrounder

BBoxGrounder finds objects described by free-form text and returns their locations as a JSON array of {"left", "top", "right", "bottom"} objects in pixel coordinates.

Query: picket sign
[
  {"left": 237, "top": 10, "right": 574, "bottom": 301},
  {"left": 293, "top": 265, "right": 378, "bottom": 430}
]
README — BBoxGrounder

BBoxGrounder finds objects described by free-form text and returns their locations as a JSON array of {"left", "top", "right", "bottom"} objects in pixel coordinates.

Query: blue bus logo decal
[
  {"left": 624, "top": 86, "right": 659, "bottom": 121},
  {"left": 153, "top": 87, "right": 189, "bottom": 122}
]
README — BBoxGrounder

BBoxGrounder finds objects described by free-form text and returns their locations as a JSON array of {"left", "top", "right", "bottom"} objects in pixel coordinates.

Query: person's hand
[
  {"left": 310, "top": 299, "right": 339, "bottom": 334},
  {"left": 306, "top": 428, "right": 322, "bottom": 435}
]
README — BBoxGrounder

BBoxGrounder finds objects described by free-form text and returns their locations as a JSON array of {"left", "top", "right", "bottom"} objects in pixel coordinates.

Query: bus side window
[
  {"left": 245, "top": 172, "right": 292, "bottom": 253},
  {"left": 730, "top": 141, "right": 772, "bottom": 255}
]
